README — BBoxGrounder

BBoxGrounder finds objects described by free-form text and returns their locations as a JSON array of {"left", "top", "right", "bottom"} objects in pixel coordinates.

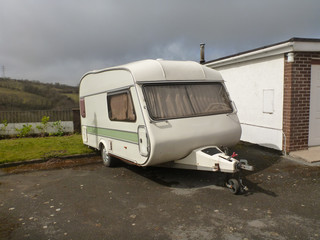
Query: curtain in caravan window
[
  {"left": 127, "top": 94, "right": 135, "bottom": 121},
  {"left": 143, "top": 85, "right": 194, "bottom": 119},
  {"left": 143, "top": 83, "right": 232, "bottom": 120},
  {"left": 186, "top": 84, "right": 232, "bottom": 114},
  {"left": 108, "top": 92, "right": 136, "bottom": 122},
  {"left": 80, "top": 98, "right": 86, "bottom": 118}
]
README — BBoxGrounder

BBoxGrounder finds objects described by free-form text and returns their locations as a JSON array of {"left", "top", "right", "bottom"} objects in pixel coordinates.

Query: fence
[
  {"left": 0, "top": 109, "right": 81, "bottom": 136},
  {"left": 0, "top": 110, "right": 73, "bottom": 123}
]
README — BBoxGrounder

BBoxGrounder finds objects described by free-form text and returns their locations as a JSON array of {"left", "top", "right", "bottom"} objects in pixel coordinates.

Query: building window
[{"left": 107, "top": 91, "right": 136, "bottom": 122}]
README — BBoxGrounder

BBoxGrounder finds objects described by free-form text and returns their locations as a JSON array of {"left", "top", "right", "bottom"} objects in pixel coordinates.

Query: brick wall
[{"left": 283, "top": 52, "right": 320, "bottom": 152}]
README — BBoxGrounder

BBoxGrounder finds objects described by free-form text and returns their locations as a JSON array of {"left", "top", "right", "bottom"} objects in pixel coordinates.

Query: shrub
[
  {"left": 0, "top": 119, "right": 8, "bottom": 137},
  {"left": 15, "top": 124, "right": 33, "bottom": 138},
  {"left": 36, "top": 116, "right": 50, "bottom": 136},
  {"left": 51, "top": 120, "right": 65, "bottom": 136},
  {"left": 1, "top": 119, "right": 8, "bottom": 132}
]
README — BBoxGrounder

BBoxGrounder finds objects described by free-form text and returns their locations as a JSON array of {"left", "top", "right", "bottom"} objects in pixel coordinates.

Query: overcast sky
[{"left": 1, "top": 0, "right": 320, "bottom": 86}]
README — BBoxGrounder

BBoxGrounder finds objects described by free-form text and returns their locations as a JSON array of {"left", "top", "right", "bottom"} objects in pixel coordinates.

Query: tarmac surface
[{"left": 0, "top": 143, "right": 320, "bottom": 240}]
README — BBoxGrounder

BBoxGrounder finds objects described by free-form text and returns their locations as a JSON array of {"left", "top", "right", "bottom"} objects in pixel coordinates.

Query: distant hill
[{"left": 0, "top": 78, "right": 79, "bottom": 111}]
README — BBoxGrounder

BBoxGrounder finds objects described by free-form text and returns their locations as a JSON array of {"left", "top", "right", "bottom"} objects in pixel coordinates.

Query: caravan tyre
[{"left": 101, "top": 145, "right": 116, "bottom": 167}]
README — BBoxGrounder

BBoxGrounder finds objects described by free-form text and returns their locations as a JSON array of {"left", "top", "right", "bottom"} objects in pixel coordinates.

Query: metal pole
[{"left": 200, "top": 43, "right": 205, "bottom": 64}]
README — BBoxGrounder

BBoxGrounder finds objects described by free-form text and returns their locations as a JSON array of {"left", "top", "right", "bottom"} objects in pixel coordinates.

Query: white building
[{"left": 205, "top": 38, "right": 320, "bottom": 153}]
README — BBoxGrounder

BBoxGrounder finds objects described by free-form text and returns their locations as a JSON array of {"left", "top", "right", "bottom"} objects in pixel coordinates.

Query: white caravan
[{"left": 79, "top": 60, "right": 253, "bottom": 194}]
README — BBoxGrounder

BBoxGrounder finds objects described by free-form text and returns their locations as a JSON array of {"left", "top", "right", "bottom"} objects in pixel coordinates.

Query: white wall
[
  {"left": 0, "top": 121, "right": 74, "bottom": 136},
  {"left": 213, "top": 55, "right": 284, "bottom": 150}
]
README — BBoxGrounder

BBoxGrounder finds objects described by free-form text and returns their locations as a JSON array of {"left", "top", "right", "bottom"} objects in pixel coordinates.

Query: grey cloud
[{"left": 0, "top": 0, "right": 320, "bottom": 85}]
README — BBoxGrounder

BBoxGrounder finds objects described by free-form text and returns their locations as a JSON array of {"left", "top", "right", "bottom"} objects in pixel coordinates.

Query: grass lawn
[{"left": 0, "top": 134, "right": 95, "bottom": 164}]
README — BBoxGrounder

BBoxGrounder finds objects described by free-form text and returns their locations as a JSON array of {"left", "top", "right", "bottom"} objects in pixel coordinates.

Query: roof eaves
[{"left": 205, "top": 37, "right": 320, "bottom": 66}]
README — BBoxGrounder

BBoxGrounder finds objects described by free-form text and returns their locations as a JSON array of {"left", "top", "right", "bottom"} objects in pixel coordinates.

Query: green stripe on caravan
[{"left": 86, "top": 126, "right": 139, "bottom": 144}]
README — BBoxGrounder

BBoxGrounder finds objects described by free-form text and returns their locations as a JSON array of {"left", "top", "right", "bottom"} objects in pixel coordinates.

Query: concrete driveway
[{"left": 1, "top": 144, "right": 319, "bottom": 240}]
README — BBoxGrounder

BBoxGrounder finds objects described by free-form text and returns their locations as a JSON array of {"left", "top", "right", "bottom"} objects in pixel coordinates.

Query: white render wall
[
  {"left": 0, "top": 121, "right": 74, "bottom": 136},
  {"left": 211, "top": 55, "right": 285, "bottom": 150}
]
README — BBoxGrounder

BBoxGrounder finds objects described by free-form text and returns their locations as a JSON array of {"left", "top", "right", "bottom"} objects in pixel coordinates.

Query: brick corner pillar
[{"left": 283, "top": 52, "right": 312, "bottom": 153}]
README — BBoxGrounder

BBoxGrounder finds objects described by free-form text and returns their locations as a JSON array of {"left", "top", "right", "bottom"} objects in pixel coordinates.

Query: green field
[
  {"left": 0, "top": 134, "right": 95, "bottom": 164},
  {"left": 0, "top": 77, "right": 79, "bottom": 111},
  {"left": 63, "top": 93, "right": 79, "bottom": 102}
]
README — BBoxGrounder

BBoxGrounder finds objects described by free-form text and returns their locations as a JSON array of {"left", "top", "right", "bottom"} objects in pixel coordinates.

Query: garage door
[{"left": 309, "top": 64, "right": 320, "bottom": 146}]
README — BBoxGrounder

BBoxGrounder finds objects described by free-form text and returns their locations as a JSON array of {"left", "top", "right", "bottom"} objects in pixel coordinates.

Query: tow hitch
[
  {"left": 159, "top": 146, "right": 254, "bottom": 194},
  {"left": 225, "top": 156, "right": 254, "bottom": 194},
  {"left": 238, "top": 159, "right": 254, "bottom": 171}
]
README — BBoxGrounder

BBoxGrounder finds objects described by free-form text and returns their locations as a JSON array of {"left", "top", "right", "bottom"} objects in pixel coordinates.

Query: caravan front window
[{"left": 143, "top": 83, "right": 233, "bottom": 120}]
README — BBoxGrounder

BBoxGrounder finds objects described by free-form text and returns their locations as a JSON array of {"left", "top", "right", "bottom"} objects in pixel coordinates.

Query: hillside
[{"left": 0, "top": 78, "right": 79, "bottom": 111}]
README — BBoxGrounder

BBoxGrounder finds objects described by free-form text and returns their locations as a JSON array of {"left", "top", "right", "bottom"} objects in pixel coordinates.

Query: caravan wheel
[{"left": 101, "top": 145, "right": 116, "bottom": 167}]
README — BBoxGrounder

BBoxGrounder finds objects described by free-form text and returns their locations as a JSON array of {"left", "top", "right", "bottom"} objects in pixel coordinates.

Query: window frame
[
  {"left": 142, "top": 82, "right": 233, "bottom": 121},
  {"left": 107, "top": 89, "right": 137, "bottom": 122}
]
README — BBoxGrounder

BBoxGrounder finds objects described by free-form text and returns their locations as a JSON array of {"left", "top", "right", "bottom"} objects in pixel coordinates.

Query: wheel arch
[{"left": 98, "top": 139, "right": 108, "bottom": 151}]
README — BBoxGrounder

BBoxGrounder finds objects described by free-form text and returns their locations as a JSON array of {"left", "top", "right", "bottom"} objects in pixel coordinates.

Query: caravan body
[{"left": 79, "top": 60, "right": 241, "bottom": 169}]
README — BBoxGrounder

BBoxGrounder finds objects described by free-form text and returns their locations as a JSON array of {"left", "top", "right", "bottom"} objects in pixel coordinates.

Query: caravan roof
[{"left": 81, "top": 59, "right": 223, "bottom": 83}]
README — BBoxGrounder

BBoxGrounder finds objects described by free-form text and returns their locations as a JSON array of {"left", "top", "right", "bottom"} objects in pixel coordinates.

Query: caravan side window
[
  {"left": 107, "top": 91, "right": 136, "bottom": 122},
  {"left": 80, "top": 98, "right": 86, "bottom": 118}
]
